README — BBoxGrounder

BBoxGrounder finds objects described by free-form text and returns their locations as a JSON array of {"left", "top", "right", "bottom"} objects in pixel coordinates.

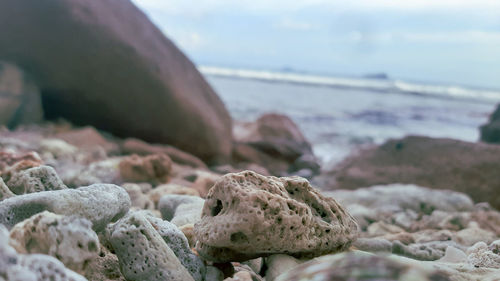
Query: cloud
[
  {"left": 347, "top": 30, "right": 500, "bottom": 44},
  {"left": 274, "top": 18, "right": 318, "bottom": 31},
  {"left": 133, "top": 0, "right": 500, "bottom": 13}
]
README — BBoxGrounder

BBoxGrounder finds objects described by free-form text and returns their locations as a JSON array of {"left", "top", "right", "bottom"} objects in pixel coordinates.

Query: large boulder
[
  {"left": 480, "top": 104, "right": 500, "bottom": 143},
  {"left": 0, "top": 62, "right": 43, "bottom": 128},
  {"left": 320, "top": 136, "right": 500, "bottom": 210},
  {"left": 0, "top": 0, "right": 232, "bottom": 163}
]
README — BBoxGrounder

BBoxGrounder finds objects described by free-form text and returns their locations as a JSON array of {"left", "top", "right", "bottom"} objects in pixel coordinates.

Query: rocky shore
[
  {"left": 0, "top": 122, "right": 499, "bottom": 281},
  {"left": 1, "top": 0, "right": 500, "bottom": 280}
]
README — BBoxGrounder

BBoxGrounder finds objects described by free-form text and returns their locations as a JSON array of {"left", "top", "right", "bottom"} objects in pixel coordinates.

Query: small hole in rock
[{"left": 211, "top": 199, "right": 223, "bottom": 216}]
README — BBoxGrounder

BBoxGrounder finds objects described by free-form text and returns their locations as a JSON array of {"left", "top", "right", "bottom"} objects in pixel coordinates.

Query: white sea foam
[{"left": 198, "top": 66, "right": 500, "bottom": 103}]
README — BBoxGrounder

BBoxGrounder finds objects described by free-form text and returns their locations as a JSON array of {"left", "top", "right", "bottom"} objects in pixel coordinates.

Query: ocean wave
[{"left": 198, "top": 66, "right": 500, "bottom": 103}]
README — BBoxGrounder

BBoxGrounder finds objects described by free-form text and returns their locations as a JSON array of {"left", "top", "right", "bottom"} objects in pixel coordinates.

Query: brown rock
[
  {"left": 122, "top": 138, "right": 208, "bottom": 169},
  {"left": 119, "top": 154, "right": 172, "bottom": 184},
  {"left": 194, "top": 171, "right": 358, "bottom": 262},
  {"left": 232, "top": 114, "right": 319, "bottom": 175},
  {"left": 324, "top": 136, "right": 500, "bottom": 210},
  {"left": 480, "top": 104, "right": 500, "bottom": 143},
  {"left": 0, "top": 62, "right": 43, "bottom": 128},
  {"left": 0, "top": 0, "right": 232, "bottom": 163},
  {"left": 55, "top": 126, "right": 119, "bottom": 154}
]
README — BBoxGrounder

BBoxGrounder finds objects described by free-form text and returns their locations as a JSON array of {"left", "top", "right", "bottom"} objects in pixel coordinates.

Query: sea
[{"left": 200, "top": 66, "right": 500, "bottom": 169}]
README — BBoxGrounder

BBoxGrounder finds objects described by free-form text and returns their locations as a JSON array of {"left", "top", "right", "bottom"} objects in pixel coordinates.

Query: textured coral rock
[
  {"left": 466, "top": 241, "right": 500, "bottom": 268},
  {"left": 0, "top": 183, "right": 130, "bottom": 231},
  {"left": 148, "top": 184, "right": 200, "bottom": 208},
  {"left": 119, "top": 154, "right": 172, "bottom": 184},
  {"left": 9, "top": 211, "right": 99, "bottom": 271},
  {"left": 83, "top": 245, "right": 125, "bottom": 281},
  {"left": 146, "top": 213, "right": 205, "bottom": 281},
  {"left": 158, "top": 194, "right": 205, "bottom": 223},
  {"left": 194, "top": 171, "right": 359, "bottom": 262},
  {"left": 0, "top": 178, "right": 14, "bottom": 201},
  {"left": 6, "top": 165, "right": 67, "bottom": 195},
  {"left": 55, "top": 126, "right": 119, "bottom": 154},
  {"left": 0, "top": 224, "right": 87, "bottom": 281},
  {"left": 122, "top": 183, "right": 154, "bottom": 210},
  {"left": 0, "top": 0, "right": 232, "bottom": 163},
  {"left": 106, "top": 211, "right": 195, "bottom": 281}
]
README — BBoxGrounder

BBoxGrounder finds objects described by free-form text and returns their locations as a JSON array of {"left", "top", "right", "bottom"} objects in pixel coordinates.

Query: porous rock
[
  {"left": 118, "top": 154, "right": 172, "bottom": 184},
  {"left": 194, "top": 171, "right": 358, "bottom": 262},
  {"left": 9, "top": 211, "right": 99, "bottom": 271},
  {"left": 147, "top": 183, "right": 200, "bottom": 208},
  {"left": 6, "top": 165, "right": 66, "bottom": 195},
  {"left": 122, "top": 183, "right": 154, "bottom": 210},
  {"left": 106, "top": 211, "right": 195, "bottom": 281},
  {"left": 83, "top": 246, "right": 125, "bottom": 281},
  {"left": 146, "top": 213, "right": 205, "bottom": 281},
  {"left": 0, "top": 178, "right": 14, "bottom": 201},
  {"left": 0, "top": 183, "right": 130, "bottom": 231},
  {"left": 159, "top": 194, "right": 205, "bottom": 222},
  {"left": 466, "top": 241, "right": 500, "bottom": 268},
  {"left": 0, "top": 224, "right": 86, "bottom": 281}
]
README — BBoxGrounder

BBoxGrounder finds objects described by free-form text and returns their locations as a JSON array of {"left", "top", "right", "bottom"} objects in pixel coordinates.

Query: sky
[{"left": 132, "top": 0, "right": 500, "bottom": 89}]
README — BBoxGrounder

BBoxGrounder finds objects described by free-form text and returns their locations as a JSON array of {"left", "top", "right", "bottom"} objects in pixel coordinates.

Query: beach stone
[
  {"left": 234, "top": 114, "right": 314, "bottom": 163},
  {"left": 194, "top": 171, "right": 358, "bottom": 262},
  {"left": 146, "top": 214, "right": 205, "bottom": 281},
  {"left": 231, "top": 143, "right": 290, "bottom": 176},
  {"left": 328, "top": 184, "right": 474, "bottom": 215},
  {"left": 190, "top": 170, "right": 221, "bottom": 197},
  {"left": 171, "top": 201, "right": 205, "bottom": 227},
  {"left": 323, "top": 136, "right": 500, "bottom": 209},
  {"left": 265, "top": 254, "right": 301, "bottom": 281},
  {"left": 224, "top": 271, "right": 253, "bottom": 281},
  {"left": 275, "top": 251, "right": 449, "bottom": 281},
  {"left": 121, "top": 138, "right": 208, "bottom": 169},
  {"left": 6, "top": 165, "right": 66, "bottom": 195},
  {"left": 0, "top": 183, "right": 130, "bottom": 231},
  {"left": 69, "top": 158, "right": 121, "bottom": 187},
  {"left": 159, "top": 194, "right": 205, "bottom": 221},
  {"left": 9, "top": 211, "right": 99, "bottom": 271},
  {"left": 148, "top": 184, "right": 200, "bottom": 208},
  {"left": 231, "top": 264, "right": 263, "bottom": 281},
  {"left": 38, "top": 139, "right": 78, "bottom": 160},
  {"left": 106, "top": 211, "right": 195, "bottom": 281},
  {"left": 438, "top": 246, "right": 467, "bottom": 263},
  {"left": 83, "top": 245, "right": 125, "bottom": 281},
  {"left": 242, "top": 258, "right": 263, "bottom": 276},
  {"left": 471, "top": 210, "right": 500, "bottom": 236},
  {"left": 0, "top": 178, "right": 14, "bottom": 201},
  {"left": 467, "top": 241, "right": 500, "bottom": 268},
  {"left": 0, "top": 0, "right": 232, "bottom": 163},
  {"left": 179, "top": 223, "right": 196, "bottom": 248},
  {"left": 392, "top": 240, "right": 462, "bottom": 261},
  {"left": 55, "top": 126, "right": 119, "bottom": 154},
  {"left": 122, "top": 183, "right": 154, "bottom": 210},
  {"left": 205, "top": 266, "right": 224, "bottom": 281},
  {"left": 0, "top": 62, "right": 43, "bottom": 128},
  {"left": 480, "top": 104, "right": 500, "bottom": 143},
  {"left": 453, "top": 223, "right": 497, "bottom": 246},
  {"left": 119, "top": 154, "right": 172, "bottom": 184},
  {"left": 353, "top": 238, "right": 392, "bottom": 253}
]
